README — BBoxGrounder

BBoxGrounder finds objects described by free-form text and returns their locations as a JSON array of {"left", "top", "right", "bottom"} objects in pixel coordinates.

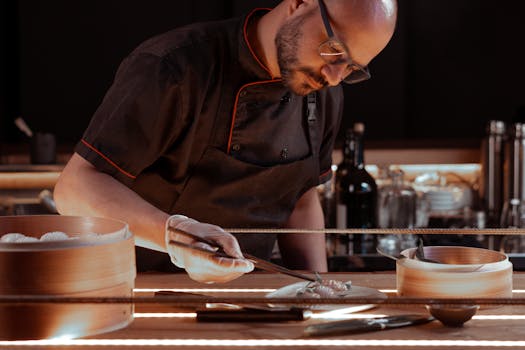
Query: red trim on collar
[
  {"left": 227, "top": 79, "right": 282, "bottom": 154},
  {"left": 243, "top": 8, "right": 275, "bottom": 79},
  {"left": 319, "top": 168, "right": 331, "bottom": 179},
  {"left": 80, "top": 139, "right": 137, "bottom": 179}
]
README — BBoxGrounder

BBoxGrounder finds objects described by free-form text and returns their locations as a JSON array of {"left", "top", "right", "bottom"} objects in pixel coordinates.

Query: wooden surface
[
  {"left": 1, "top": 272, "right": 524, "bottom": 349},
  {"left": 0, "top": 172, "right": 60, "bottom": 189}
]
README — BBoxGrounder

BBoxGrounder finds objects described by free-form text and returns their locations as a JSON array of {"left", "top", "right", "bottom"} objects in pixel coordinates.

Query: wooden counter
[
  {"left": 0, "top": 165, "right": 63, "bottom": 189},
  {"left": 1, "top": 272, "right": 523, "bottom": 349}
]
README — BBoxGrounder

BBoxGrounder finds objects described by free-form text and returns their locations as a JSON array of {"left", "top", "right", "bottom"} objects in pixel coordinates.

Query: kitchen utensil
[
  {"left": 426, "top": 304, "right": 479, "bottom": 327},
  {"left": 154, "top": 290, "right": 289, "bottom": 312},
  {"left": 401, "top": 247, "right": 486, "bottom": 272},
  {"left": 303, "top": 314, "right": 435, "bottom": 337},
  {"left": 38, "top": 189, "right": 58, "bottom": 214},
  {"left": 415, "top": 238, "right": 441, "bottom": 263},
  {"left": 196, "top": 307, "right": 311, "bottom": 322},
  {"left": 168, "top": 227, "right": 318, "bottom": 282},
  {"left": 376, "top": 246, "right": 405, "bottom": 261},
  {"left": 0, "top": 215, "right": 135, "bottom": 340},
  {"left": 266, "top": 281, "right": 386, "bottom": 311},
  {"left": 30, "top": 132, "right": 56, "bottom": 164},
  {"left": 13, "top": 117, "right": 56, "bottom": 164},
  {"left": 377, "top": 240, "right": 441, "bottom": 264},
  {"left": 14, "top": 117, "right": 33, "bottom": 138}
]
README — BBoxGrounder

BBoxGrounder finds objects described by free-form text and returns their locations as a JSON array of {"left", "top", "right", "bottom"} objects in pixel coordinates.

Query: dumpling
[
  {"left": 40, "top": 231, "right": 70, "bottom": 241},
  {"left": 1, "top": 233, "right": 27, "bottom": 242}
]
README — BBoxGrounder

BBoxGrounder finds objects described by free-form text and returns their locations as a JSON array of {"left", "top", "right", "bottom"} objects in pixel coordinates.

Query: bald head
[
  {"left": 328, "top": 0, "right": 397, "bottom": 25},
  {"left": 254, "top": 0, "right": 398, "bottom": 94},
  {"left": 325, "top": 0, "right": 398, "bottom": 65}
]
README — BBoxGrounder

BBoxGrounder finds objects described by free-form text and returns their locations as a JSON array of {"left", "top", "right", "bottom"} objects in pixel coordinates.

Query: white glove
[{"left": 165, "top": 215, "right": 254, "bottom": 283}]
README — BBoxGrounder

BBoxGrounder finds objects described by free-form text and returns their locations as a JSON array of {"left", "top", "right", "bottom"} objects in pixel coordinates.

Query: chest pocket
[{"left": 228, "top": 87, "right": 311, "bottom": 167}]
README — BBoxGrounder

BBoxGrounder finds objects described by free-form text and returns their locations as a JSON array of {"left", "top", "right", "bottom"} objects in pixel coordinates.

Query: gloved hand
[{"left": 165, "top": 215, "right": 254, "bottom": 283}]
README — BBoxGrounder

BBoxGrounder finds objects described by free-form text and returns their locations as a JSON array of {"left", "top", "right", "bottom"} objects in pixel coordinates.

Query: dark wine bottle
[{"left": 335, "top": 123, "right": 377, "bottom": 255}]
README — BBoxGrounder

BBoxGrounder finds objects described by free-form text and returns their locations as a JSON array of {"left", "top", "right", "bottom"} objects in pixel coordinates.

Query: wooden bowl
[
  {"left": 0, "top": 215, "right": 136, "bottom": 340},
  {"left": 397, "top": 246, "right": 512, "bottom": 298},
  {"left": 426, "top": 304, "right": 480, "bottom": 327}
]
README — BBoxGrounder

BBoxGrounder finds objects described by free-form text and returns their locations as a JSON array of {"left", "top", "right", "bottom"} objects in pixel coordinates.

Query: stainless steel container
[
  {"left": 480, "top": 120, "right": 506, "bottom": 227},
  {"left": 501, "top": 123, "right": 525, "bottom": 227}
]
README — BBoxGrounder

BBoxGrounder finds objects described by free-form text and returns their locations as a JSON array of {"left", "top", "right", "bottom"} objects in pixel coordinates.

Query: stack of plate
[{"left": 425, "top": 185, "right": 472, "bottom": 214}]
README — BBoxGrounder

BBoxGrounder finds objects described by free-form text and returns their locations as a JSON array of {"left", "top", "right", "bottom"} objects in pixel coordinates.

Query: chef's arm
[
  {"left": 55, "top": 153, "right": 253, "bottom": 283},
  {"left": 54, "top": 153, "right": 170, "bottom": 252},
  {"left": 278, "top": 186, "right": 328, "bottom": 272}
]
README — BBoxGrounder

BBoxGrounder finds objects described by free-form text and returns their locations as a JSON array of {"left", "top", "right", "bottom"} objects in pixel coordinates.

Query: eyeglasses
[{"left": 317, "top": 0, "right": 371, "bottom": 84}]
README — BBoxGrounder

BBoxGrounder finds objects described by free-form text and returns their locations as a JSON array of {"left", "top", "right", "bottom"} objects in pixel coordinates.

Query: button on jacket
[{"left": 76, "top": 9, "right": 344, "bottom": 269}]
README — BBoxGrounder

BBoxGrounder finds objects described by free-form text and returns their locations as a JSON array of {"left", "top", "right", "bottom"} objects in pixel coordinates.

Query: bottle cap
[
  {"left": 353, "top": 122, "right": 365, "bottom": 134},
  {"left": 486, "top": 120, "right": 505, "bottom": 135},
  {"left": 510, "top": 123, "right": 525, "bottom": 139}
]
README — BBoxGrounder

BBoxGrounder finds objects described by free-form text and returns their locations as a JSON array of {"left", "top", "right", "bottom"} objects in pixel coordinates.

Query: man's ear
[{"left": 286, "top": 0, "right": 314, "bottom": 16}]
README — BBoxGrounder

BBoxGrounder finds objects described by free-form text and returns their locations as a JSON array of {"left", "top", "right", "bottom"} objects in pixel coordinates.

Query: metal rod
[
  {"left": 226, "top": 228, "right": 525, "bottom": 235},
  {"left": 0, "top": 296, "right": 523, "bottom": 305}
]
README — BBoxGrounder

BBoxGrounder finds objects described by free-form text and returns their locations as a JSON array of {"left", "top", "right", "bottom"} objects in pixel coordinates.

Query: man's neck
[{"left": 247, "top": 10, "right": 281, "bottom": 79}]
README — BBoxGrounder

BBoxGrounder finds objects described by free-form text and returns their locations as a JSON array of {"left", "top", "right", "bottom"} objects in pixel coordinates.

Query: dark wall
[
  {"left": 13, "top": 0, "right": 235, "bottom": 144},
  {"left": 0, "top": 0, "right": 17, "bottom": 143},
  {"left": 0, "top": 2, "right": 5, "bottom": 136},
  {"left": 2, "top": 0, "right": 525, "bottom": 148},
  {"left": 406, "top": 1, "right": 525, "bottom": 140},
  {"left": 342, "top": 0, "right": 525, "bottom": 145},
  {"left": 0, "top": 2, "right": 4, "bottom": 121}
]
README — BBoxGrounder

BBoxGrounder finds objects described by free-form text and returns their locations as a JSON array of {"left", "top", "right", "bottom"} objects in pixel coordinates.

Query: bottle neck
[
  {"left": 343, "top": 131, "right": 365, "bottom": 168},
  {"left": 391, "top": 171, "right": 403, "bottom": 188}
]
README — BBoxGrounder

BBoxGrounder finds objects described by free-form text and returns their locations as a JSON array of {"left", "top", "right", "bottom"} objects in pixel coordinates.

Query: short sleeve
[
  {"left": 75, "top": 53, "right": 185, "bottom": 185},
  {"left": 318, "top": 85, "right": 344, "bottom": 184}
]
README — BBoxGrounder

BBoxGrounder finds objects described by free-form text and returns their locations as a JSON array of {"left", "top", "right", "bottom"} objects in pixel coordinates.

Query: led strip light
[{"left": 1, "top": 339, "right": 525, "bottom": 347}]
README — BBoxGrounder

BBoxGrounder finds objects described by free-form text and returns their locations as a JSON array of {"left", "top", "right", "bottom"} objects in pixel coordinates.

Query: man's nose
[{"left": 320, "top": 64, "right": 346, "bottom": 86}]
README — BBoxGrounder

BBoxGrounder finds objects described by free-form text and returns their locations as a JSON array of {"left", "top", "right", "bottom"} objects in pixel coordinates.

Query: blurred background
[
  {"left": 0, "top": 0, "right": 524, "bottom": 151},
  {"left": 1, "top": 0, "right": 525, "bottom": 268}
]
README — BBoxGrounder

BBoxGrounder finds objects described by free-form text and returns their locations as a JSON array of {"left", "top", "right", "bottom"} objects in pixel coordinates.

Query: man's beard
[{"left": 275, "top": 15, "right": 327, "bottom": 96}]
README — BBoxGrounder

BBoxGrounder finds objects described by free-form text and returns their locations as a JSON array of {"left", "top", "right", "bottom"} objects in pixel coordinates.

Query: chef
[{"left": 54, "top": 0, "right": 397, "bottom": 283}]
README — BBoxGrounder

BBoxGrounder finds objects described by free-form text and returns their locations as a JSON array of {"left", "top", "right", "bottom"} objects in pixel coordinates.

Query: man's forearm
[
  {"left": 54, "top": 153, "right": 169, "bottom": 252},
  {"left": 279, "top": 187, "right": 328, "bottom": 271}
]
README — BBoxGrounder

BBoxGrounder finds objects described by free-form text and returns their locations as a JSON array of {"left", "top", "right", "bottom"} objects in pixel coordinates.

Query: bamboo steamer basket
[
  {"left": 396, "top": 246, "right": 512, "bottom": 299},
  {"left": 0, "top": 215, "right": 136, "bottom": 340}
]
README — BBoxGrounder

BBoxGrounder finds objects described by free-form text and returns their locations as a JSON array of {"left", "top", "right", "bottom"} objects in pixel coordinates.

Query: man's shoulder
[{"left": 130, "top": 17, "right": 240, "bottom": 59}]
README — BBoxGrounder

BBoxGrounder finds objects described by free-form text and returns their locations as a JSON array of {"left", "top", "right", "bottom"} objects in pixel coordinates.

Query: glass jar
[{"left": 377, "top": 168, "right": 418, "bottom": 252}]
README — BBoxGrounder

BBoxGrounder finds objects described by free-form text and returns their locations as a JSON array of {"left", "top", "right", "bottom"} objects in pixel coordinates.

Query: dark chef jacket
[{"left": 75, "top": 9, "right": 344, "bottom": 271}]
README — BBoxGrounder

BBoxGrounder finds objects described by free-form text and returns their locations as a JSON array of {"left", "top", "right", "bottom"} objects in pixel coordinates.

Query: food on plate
[{"left": 296, "top": 279, "right": 352, "bottom": 298}]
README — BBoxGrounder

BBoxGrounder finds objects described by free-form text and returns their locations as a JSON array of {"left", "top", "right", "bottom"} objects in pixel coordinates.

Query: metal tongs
[{"left": 167, "top": 227, "right": 318, "bottom": 282}]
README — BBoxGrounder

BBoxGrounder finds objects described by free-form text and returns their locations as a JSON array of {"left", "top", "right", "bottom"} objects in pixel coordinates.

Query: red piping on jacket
[
  {"left": 243, "top": 8, "right": 275, "bottom": 78},
  {"left": 227, "top": 9, "right": 283, "bottom": 154},
  {"left": 319, "top": 168, "right": 331, "bottom": 180},
  {"left": 80, "top": 139, "right": 137, "bottom": 179}
]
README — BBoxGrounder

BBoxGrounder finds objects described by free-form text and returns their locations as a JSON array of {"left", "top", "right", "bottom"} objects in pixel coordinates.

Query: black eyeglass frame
[{"left": 317, "top": 0, "right": 371, "bottom": 84}]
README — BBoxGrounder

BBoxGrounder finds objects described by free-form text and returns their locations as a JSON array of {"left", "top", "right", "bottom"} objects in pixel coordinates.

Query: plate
[{"left": 266, "top": 281, "right": 387, "bottom": 312}]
